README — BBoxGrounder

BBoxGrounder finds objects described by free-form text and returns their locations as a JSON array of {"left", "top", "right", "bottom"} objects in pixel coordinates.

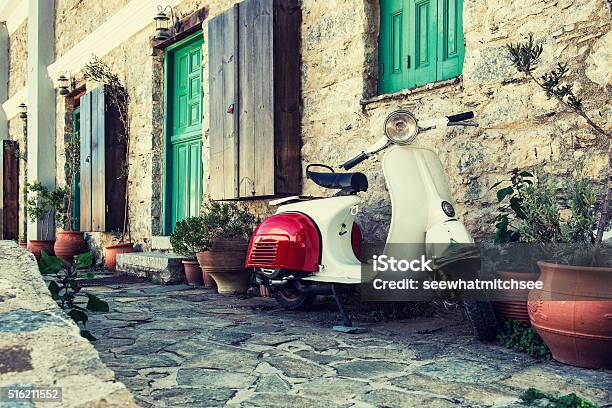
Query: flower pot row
[
  {"left": 183, "top": 238, "right": 251, "bottom": 294},
  {"left": 25, "top": 230, "right": 88, "bottom": 263}
]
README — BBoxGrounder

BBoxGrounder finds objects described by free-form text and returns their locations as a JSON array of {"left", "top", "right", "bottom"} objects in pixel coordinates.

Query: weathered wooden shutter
[
  {"left": 208, "top": 5, "right": 239, "bottom": 200},
  {"left": 410, "top": 0, "right": 437, "bottom": 87},
  {"left": 208, "top": 0, "right": 301, "bottom": 199},
  {"left": 80, "top": 92, "right": 92, "bottom": 231},
  {"left": 436, "top": 0, "right": 464, "bottom": 81},
  {"left": 80, "top": 86, "right": 126, "bottom": 232},
  {"left": 0, "top": 140, "right": 19, "bottom": 240},
  {"left": 238, "top": 0, "right": 274, "bottom": 197},
  {"left": 90, "top": 86, "right": 106, "bottom": 231},
  {"left": 378, "top": 0, "right": 409, "bottom": 94}
]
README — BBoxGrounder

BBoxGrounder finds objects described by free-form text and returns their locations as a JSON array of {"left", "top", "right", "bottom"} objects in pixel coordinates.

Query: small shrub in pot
[{"left": 170, "top": 217, "right": 210, "bottom": 286}]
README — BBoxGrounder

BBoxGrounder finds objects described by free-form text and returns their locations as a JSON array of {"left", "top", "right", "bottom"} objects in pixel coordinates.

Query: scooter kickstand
[{"left": 331, "top": 284, "right": 368, "bottom": 334}]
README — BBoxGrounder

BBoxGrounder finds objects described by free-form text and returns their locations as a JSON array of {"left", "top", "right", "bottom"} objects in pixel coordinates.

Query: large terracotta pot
[
  {"left": 197, "top": 238, "right": 250, "bottom": 294},
  {"left": 54, "top": 230, "right": 87, "bottom": 264},
  {"left": 528, "top": 261, "right": 612, "bottom": 369},
  {"left": 493, "top": 271, "right": 539, "bottom": 324},
  {"left": 105, "top": 243, "right": 135, "bottom": 273},
  {"left": 195, "top": 251, "right": 217, "bottom": 289},
  {"left": 18, "top": 242, "right": 28, "bottom": 249},
  {"left": 27, "top": 240, "right": 55, "bottom": 260},
  {"left": 183, "top": 259, "right": 204, "bottom": 286}
]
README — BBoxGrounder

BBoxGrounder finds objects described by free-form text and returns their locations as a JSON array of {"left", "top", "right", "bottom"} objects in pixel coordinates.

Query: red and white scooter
[{"left": 246, "top": 110, "right": 498, "bottom": 340}]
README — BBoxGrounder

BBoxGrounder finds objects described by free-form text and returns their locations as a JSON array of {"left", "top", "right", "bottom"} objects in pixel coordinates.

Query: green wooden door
[{"left": 166, "top": 34, "right": 204, "bottom": 232}]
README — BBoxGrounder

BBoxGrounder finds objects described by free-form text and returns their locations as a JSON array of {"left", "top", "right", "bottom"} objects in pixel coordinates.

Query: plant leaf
[
  {"left": 74, "top": 252, "right": 94, "bottom": 269},
  {"left": 68, "top": 309, "right": 88, "bottom": 325},
  {"left": 496, "top": 187, "right": 514, "bottom": 202},
  {"left": 38, "top": 251, "right": 66, "bottom": 274},
  {"left": 85, "top": 293, "right": 109, "bottom": 312},
  {"left": 80, "top": 330, "right": 97, "bottom": 341}
]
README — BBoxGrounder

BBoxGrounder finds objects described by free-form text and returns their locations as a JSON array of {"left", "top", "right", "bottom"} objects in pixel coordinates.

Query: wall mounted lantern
[
  {"left": 154, "top": 5, "right": 180, "bottom": 41},
  {"left": 58, "top": 74, "right": 70, "bottom": 96},
  {"left": 18, "top": 103, "right": 27, "bottom": 121}
]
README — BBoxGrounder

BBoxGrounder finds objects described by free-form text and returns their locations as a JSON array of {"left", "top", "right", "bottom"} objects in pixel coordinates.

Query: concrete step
[{"left": 116, "top": 252, "right": 186, "bottom": 285}]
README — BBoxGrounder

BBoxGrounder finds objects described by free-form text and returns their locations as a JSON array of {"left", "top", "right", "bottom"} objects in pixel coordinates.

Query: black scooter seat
[{"left": 306, "top": 170, "right": 368, "bottom": 193}]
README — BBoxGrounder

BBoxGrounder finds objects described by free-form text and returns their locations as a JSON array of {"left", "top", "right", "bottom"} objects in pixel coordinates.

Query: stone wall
[
  {"left": 7, "top": 21, "right": 27, "bottom": 98},
  {"left": 14, "top": 0, "right": 610, "bottom": 256},
  {"left": 0, "top": 241, "right": 137, "bottom": 407}
]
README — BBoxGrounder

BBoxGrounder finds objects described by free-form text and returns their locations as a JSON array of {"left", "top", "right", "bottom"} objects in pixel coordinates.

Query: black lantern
[
  {"left": 18, "top": 103, "right": 27, "bottom": 120},
  {"left": 154, "top": 6, "right": 171, "bottom": 41},
  {"left": 58, "top": 74, "right": 70, "bottom": 96}
]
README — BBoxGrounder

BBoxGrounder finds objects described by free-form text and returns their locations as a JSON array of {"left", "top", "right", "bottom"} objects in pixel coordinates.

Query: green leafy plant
[
  {"left": 506, "top": 34, "right": 611, "bottom": 246},
  {"left": 492, "top": 169, "right": 534, "bottom": 243},
  {"left": 519, "top": 387, "right": 599, "bottom": 407},
  {"left": 170, "top": 217, "right": 211, "bottom": 259},
  {"left": 39, "top": 251, "right": 109, "bottom": 341},
  {"left": 497, "top": 319, "right": 550, "bottom": 359},
  {"left": 25, "top": 182, "right": 69, "bottom": 240},
  {"left": 199, "top": 201, "right": 258, "bottom": 250}
]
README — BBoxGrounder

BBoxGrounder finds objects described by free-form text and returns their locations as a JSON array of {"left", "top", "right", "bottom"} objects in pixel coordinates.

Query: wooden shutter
[
  {"left": 91, "top": 86, "right": 106, "bottom": 231},
  {"left": 0, "top": 140, "right": 19, "bottom": 240},
  {"left": 239, "top": 0, "right": 274, "bottom": 197},
  {"left": 378, "top": 0, "right": 409, "bottom": 94},
  {"left": 410, "top": 0, "right": 437, "bottom": 87},
  {"left": 436, "top": 0, "right": 464, "bottom": 81},
  {"left": 80, "top": 92, "right": 92, "bottom": 231},
  {"left": 79, "top": 86, "right": 126, "bottom": 232},
  {"left": 208, "top": 6, "right": 239, "bottom": 200}
]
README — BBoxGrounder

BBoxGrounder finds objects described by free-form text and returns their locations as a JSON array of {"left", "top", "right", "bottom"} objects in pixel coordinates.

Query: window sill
[{"left": 360, "top": 77, "right": 462, "bottom": 106}]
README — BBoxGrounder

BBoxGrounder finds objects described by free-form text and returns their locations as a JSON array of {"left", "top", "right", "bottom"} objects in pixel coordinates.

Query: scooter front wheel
[{"left": 274, "top": 286, "right": 316, "bottom": 311}]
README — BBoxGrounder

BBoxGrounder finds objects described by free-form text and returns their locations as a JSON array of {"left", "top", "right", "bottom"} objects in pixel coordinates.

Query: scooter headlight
[{"left": 384, "top": 110, "right": 419, "bottom": 145}]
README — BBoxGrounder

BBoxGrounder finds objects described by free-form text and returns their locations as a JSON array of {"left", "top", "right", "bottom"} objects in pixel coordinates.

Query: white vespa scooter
[{"left": 246, "top": 110, "right": 498, "bottom": 340}]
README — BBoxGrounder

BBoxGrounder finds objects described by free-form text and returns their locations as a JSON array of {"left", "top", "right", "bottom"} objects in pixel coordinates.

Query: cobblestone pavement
[{"left": 86, "top": 283, "right": 612, "bottom": 408}]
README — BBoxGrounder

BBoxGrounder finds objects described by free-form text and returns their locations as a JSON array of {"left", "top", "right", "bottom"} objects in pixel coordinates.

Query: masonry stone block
[{"left": 116, "top": 252, "right": 186, "bottom": 285}]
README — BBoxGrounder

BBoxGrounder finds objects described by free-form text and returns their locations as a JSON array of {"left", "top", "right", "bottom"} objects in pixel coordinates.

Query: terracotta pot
[
  {"left": 196, "top": 251, "right": 217, "bottom": 289},
  {"left": 54, "top": 230, "right": 87, "bottom": 264},
  {"left": 27, "top": 240, "right": 56, "bottom": 260},
  {"left": 528, "top": 261, "right": 612, "bottom": 369},
  {"left": 105, "top": 243, "right": 135, "bottom": 273},
  {"left": 492, "top": 271, "right": 539, "bottom": 324},
  {"left": 183, "top": 259, "right": 204, "bottom": 286},
  {"left": 18, "top": 242, "right": 28, "bottom": 249},
  {"left": 197, "top": 238, "right": 250, "bottom": 294}
]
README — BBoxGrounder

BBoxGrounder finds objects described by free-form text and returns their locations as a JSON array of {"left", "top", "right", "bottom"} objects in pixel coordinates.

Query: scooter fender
[{"left": 425, "top": 220, "right": 474, "bottom": 260}]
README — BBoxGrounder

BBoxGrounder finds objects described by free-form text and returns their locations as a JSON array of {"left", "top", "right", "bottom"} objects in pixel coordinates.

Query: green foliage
[
  {"left": 170, "top": 216, "right": 211, "bottom": 258},
  {"left": 200, "top": 202, "right": 258, "bottom": 248},
  {"left": 519, "top": 387, "right": 599, "bottom": 407},
  {"left": 25, "top": 182, "right": 69, "bottom": 239},
  {"left": 492, "top": 169, "right": 534, "bottom": 243},
  {"left": 40, "top": 251, "right": 108, "bottom": 341},
  {"left": 497, "top": 319, "right": 550, "bottom": 359},
  {"left": 506, "top": 34, "right": 543, "bottom": 75}
]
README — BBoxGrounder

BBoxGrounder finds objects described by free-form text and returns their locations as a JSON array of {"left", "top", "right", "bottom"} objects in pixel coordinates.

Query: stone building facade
[{"left": 0, "top": 0, "right": 610, "bottom": 255}]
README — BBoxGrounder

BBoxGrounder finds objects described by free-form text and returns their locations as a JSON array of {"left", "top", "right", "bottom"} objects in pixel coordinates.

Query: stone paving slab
[{"left": 85, "top": 282, "right": 612, "bottom": 408}]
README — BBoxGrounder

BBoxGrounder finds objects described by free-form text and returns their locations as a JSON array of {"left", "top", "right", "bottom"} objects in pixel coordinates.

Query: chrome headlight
[{"left": 384, "top": 110, "right": 419, "bottom": 145}]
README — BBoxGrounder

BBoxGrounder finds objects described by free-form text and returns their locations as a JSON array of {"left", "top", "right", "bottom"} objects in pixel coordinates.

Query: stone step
[{"left": 116, "top": 252, "right": 186, "bottom": 285}]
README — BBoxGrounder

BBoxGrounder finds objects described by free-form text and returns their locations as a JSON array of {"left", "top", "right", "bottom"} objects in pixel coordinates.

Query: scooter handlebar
[
  {"left": 446, "top": 111, "right": 474, "bottom": 122},
  {"left": 340, "top": 152, "right": 369, "bottom": 170}
]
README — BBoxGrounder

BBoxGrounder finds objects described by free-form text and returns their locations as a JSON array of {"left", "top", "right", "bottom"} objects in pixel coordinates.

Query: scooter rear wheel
[
  {"left": 462, "top": 301, "right": 499, "bottom": 341},
  {"left": 274, "top": 286, "right": 316, "bottom": 311}
]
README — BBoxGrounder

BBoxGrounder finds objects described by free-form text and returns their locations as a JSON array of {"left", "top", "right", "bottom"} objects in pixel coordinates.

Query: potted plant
[
  {"left": 54, "top": 131, "right": 87, "bottom": 264},
  {"left": 170, "top": 217, "right": 210, "bottom": 286},
  {"left": 497, "top": 170, "right": 612, "bottom": 368},
  {"left": 491, "top": 169, "right": 541, "bottom": 324},
  {"left": 83, "top": 57, "right": 135, "bottom": 271},
  {"left": 505, "top": 35, "right": 612, "bottom": 369},
  {"left": 25, "top": 182, "right": 67, "bottom": 260},
  {"left": 18, "top": 233, "right": 27, "bottom": 249},
  {"left": 196, "top": 202, "right": 258, "bottom": 294}
]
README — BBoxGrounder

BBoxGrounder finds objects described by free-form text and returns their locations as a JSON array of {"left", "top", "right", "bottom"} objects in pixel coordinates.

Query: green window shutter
[
  {"left": 436, "top": 0, "right": 464, "bottom": 81},
  {"left": 378, "top": 0, "right": 409, "bottom": 94},
  {"left": 410, "top": 0, "right": 437, "bottom": 87}
]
